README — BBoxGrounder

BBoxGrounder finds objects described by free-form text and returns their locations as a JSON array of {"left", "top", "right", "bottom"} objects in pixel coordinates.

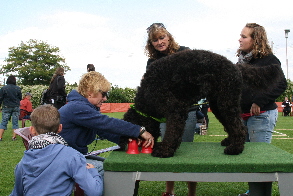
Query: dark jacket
[
  {"left": 0, "top": 84, "right": 22, "bottom": 107},
  {"left": 49, "top": 75, "right": 67, "bottom": 100},
  {"left": 146, "top": 46, "right": 190, "bottom": 70},
  {"left": 240, "top": 53, "right": 287, "bottom": 113},
  {"left": 59, "top": 90, "right": 141, "bottom": 154}
]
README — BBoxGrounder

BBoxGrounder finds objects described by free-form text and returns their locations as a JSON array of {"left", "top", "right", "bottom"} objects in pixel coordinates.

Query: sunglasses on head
[
  {"left": 99, "top": 90, "right": 109, "bottom": 98},
  {"left": 146, "top": 23, "right": 166, "bottom": 33}
]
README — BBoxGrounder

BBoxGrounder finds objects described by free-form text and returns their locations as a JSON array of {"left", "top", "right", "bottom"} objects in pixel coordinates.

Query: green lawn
[{"left": 0, "top": 112, "right": 292, "bottom": 196}]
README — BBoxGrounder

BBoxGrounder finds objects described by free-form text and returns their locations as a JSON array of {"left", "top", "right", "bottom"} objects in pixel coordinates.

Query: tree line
[{"left": 0, "top": 39, "right": 291, "bottom": 108}]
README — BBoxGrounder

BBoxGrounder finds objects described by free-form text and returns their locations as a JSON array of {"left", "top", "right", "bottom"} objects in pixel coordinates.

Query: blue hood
[{"left": 22, "top": 145, "right": 66, "bottom": 177}]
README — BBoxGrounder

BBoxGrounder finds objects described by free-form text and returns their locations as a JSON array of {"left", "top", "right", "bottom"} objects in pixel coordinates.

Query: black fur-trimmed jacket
[
  {"left": 146, "top": 46, "right": 190, "bottom": 70},
  {"left": 239, "top": 53, "right": 287, "bottom": 113},
  {"left": 48, "top": 75, "right": 67, "bottom": 100}
]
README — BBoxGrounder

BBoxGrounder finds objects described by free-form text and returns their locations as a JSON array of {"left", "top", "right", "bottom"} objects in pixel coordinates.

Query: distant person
[
  {"left": 10, "top": 105, "right": 103, "bottom": 196},
  {"left": 0, "top": 75, "right": 22, "bottom": 141},
  {"left": 87, "top": 64, "right": 95, "bottom": 72},
  {"left": 198, "top": 98, "right": 209, "bottom": 129},
  {"left": 282, "top": 97, "right": 292, "bottom": 116},
  {"left": 19, "top": 92, "right": 33, "bottom": 120},
  {"left": 48, "top": 67, "right": 67, "bottom": 109}
]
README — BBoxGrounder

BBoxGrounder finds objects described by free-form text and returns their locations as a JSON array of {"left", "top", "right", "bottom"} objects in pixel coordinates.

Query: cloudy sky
[{"left": 1, "top": 0, "right": 292, "bottom": 88}]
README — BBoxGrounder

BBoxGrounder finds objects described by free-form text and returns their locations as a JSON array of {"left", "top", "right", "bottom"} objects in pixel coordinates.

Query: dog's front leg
[{"left": 152, "top": 114, "right": 186, "bottom": 158}]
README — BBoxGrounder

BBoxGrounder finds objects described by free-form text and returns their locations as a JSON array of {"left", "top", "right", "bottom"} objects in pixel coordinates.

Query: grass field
[{"left": 0, "top": 112, "right": 292, "bottom": 196}]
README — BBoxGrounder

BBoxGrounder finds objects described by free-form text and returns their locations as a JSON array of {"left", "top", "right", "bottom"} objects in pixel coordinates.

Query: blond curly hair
[
  {"left": 237, "top": 23, "right": 272, "bottom": 58},
  {"left": 78, "top": 71, "right": 111, "bottom": 98}
]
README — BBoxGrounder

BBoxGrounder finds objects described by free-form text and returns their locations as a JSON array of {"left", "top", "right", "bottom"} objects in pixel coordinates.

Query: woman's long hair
[
  {"left": 237, "top": 23, "right": 272, "bottom": 58},
  {"left": 144, "top": 23, "right": 180, "bottom": 59},
  {"left": 50, "top": 67, "right": 64, "bottom": 83}
]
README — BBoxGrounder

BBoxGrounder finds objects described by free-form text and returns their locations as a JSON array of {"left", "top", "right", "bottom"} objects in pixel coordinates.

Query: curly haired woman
[
  {"left": 145, "top": 23, "right": 197, "bottom": 196},
  {"left": 237, "top": 23, "right": 287, "bottom": 196}
]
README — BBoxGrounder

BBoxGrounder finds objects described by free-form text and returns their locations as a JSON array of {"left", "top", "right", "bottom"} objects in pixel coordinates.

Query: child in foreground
[{"left": 10, "top": 105, "right": 103, "bottom": 196}]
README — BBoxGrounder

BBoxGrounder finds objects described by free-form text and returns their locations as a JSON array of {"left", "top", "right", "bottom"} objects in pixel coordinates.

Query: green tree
[
  {"left": 106, "top": 85, "right": 137, "bottom": 103},
  {"left": 276, "top": 79, "right": 293, "bottom": 102},
  {"left": 1, "top": 39, "right": 70, "bottom": 85}
]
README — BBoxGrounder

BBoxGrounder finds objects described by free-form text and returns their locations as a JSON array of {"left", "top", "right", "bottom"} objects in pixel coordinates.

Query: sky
[{"left": 1, "top": 0, "right": 293, "bottom": 88}]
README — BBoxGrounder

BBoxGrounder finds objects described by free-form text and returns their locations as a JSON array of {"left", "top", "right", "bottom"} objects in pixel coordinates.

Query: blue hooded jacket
[
  {"left": 0, "top": 84, "right": 22, "bottom": 107},
  {"left": 10, "top": 144, "right": 103, "bottom": 196},
  {"left": 59, "top": 90, "right": 140, "bottom": 154}
]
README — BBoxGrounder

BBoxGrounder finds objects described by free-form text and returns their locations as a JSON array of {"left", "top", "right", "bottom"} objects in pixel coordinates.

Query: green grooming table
[{"left": 104, "top": 142, "right": 293, "bottom": 196}]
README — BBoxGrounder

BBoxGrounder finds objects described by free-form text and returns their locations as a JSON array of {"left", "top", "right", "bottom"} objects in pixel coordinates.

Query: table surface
[{"left": 104, "top": 142, "right": 293, "bottom": 173}]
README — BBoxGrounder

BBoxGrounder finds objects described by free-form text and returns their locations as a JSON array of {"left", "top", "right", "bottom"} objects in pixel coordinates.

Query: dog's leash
[
  {"left": 130, "top": 104, "right": 166, "bottom": 123},
  {"left": 86, "top": 145, "right": 120, "bottom": 156}
]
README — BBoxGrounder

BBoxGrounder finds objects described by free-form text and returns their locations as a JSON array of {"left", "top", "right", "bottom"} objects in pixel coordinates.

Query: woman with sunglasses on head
[
  {"left": 237, "top": 23, "right": 287, "bottom": 196},
  {"left": 58, "top": 71, "right": 154, "bottom": 179},
  {"left": 145, "top": 23, "right": 197, "bottom": 196}
]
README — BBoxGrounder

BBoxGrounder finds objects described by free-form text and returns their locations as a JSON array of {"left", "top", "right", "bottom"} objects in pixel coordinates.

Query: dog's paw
[
  {"left": 224, "top": 144, "right": 244, "bottom": 155},
  {"left": 221, "top": 138, "right": 230, "bottom": 146},
  {"left": 151, "top": 146, "right": 175, "bottom": 158},
  {"left": 117, "top": 136, "right": 129, "bottom": 151}
]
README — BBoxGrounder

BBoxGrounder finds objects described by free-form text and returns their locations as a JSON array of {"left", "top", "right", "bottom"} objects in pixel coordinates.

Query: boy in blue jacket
[{"left": 10, "top": 105, "right": 103, "bottom": 196}]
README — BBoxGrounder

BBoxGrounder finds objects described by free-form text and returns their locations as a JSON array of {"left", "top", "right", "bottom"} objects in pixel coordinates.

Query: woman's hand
[
  {"left": 250, "top": 103, "right": 260, "bottom": 116},
  {"left": 139, "top": 127, "right": 154, "bottom": 148}
]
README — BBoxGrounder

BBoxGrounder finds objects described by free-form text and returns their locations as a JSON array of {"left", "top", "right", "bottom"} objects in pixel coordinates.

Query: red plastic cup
[
  {"left": 126, "top": 139, "right": 140, "bottom": 154},
  {"left": 141, "top": 140, "right": 153, "bottom": 154}
]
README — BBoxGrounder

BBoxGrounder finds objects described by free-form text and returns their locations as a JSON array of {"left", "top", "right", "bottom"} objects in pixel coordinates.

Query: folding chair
[
  {"left": 14, "top": 127, "right": 32, "bottom": 150},
  {"left": 19, "top": 109, "right": 31, "bottom": 128}
]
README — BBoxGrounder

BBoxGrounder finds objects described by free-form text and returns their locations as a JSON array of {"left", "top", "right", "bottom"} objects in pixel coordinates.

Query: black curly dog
[{"left": 123, "top": 49, "right": 283, "bottom": 158}]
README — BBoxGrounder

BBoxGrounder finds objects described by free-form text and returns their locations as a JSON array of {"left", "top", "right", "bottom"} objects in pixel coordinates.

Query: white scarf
[
  {"left": 28, "top": 132, "right": 68, "bottom": 149},
  {"left": 237, "top": 51, "right": 253, "bottom": 64}
]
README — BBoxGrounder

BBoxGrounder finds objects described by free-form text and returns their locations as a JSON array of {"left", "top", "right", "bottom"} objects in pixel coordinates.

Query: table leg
[
  {"left": 104, "top": 172, "right": 137, "bottom": 196},
  {"left": 249, "top": 182, "right": 272, "bottom": 196},
  {"left": 278, "top": 173, "right": 293, "bottom": 196}
]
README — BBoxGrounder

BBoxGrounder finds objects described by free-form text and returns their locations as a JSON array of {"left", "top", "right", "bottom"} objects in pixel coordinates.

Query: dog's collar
[{"left": 130, "top": 104, "right": 166, "bottom": 123}]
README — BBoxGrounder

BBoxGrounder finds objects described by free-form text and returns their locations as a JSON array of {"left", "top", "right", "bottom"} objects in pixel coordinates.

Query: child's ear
[
  {"left": 29, "top": 126, "right": 38, "bottom": 136},
  {"left": 57, "top": 124, "right": 62, "bottom": 134}
]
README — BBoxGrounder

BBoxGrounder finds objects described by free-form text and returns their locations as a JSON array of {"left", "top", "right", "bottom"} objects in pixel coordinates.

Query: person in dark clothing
[
  {"left": 237, "top": 23, "right": 287, "bottom": 196},
  {"left": 198, "top": 99, "right": 209, "bottom": 129},
  {"left": 0, "top": 75, "right": 22, "bottom": 141},
  {"left": 48, "top": 67, "right": 67, "bottom": 109},
  {"left": 282, "top": 97, "right": 292, "bottom": 116},
  {"left": 145, "top": 22, "right": 197, "bottom": 196},
  {"left": 87, "top": 64, "right": 95, "bottom": 72}
]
